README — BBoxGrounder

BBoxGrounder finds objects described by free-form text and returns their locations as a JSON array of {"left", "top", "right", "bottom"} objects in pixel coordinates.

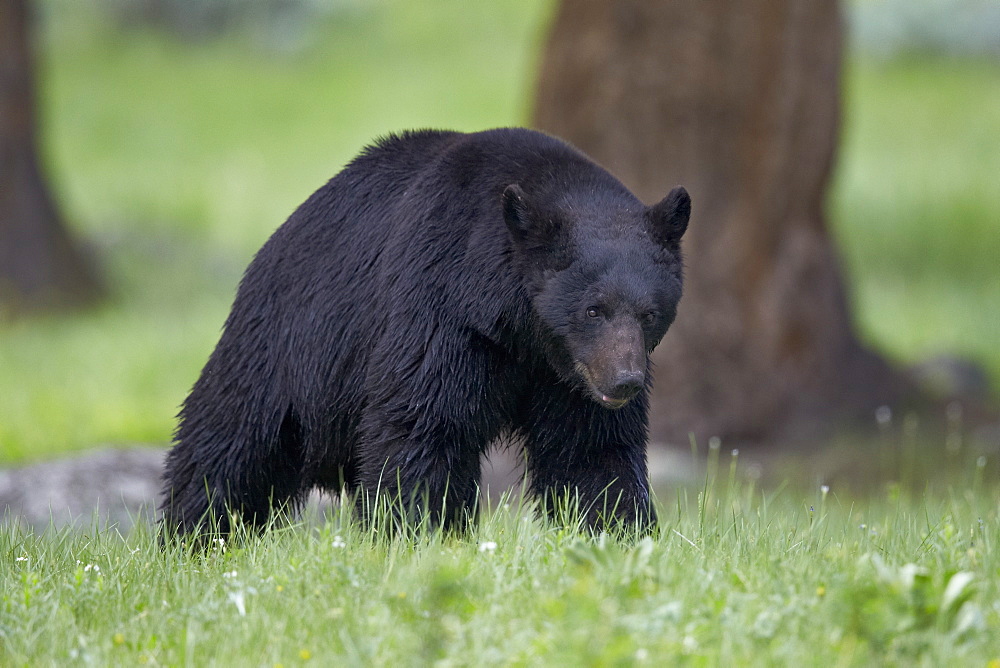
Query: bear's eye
[
  {"left": 586, "top": 307, "right": 601, "bottom": 319},
  {"left": 642, "top": 312, "right": 657, "bottom": 326}
]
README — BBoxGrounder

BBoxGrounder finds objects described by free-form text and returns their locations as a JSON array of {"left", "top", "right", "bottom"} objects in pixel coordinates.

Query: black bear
[{"left": 160, "top": 128, "right": 690, "bottom": 536}]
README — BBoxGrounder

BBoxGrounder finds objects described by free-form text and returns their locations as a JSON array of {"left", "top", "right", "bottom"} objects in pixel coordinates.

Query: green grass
[
  {"left": 0, "top": 1, "right": 997, "bottom": 463},
  {"left": 3, "top": 458, "right": 998, "bottom": 665}
]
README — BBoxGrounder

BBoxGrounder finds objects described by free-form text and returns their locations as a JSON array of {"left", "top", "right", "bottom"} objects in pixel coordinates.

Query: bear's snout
[
  {"left": 580, "top": 319, "right": 647, "bottom": 409},
  {"left": 607, "top": 371, "right": 644, "bottom": 401},
  {"left": 591, "top": 368, "right": 644, "bottom": 409}
]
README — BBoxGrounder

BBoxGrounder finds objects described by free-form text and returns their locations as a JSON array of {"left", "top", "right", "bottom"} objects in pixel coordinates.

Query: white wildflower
[{"left": 228, "top": 590, "right": 246, "bottom": 616}]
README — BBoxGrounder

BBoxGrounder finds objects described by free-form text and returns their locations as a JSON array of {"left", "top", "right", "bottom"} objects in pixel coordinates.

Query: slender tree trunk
[
  {"left": 0, "top": 0, "right": 102, "bottom": 314},
  {"left": 534, "top": 0, "right": 910, "bottom": 447}
]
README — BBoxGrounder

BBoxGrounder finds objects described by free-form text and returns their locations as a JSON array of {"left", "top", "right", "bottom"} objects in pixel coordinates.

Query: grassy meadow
[{"left": 1, "top": 1, "right": 999, "bottom": 664}]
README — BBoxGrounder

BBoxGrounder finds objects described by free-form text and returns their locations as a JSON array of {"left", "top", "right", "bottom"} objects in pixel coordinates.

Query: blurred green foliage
[
  {"left": 850, "top": 0, "right": 1000, "bottom": 58},
  {"left": 2, "top": 0, "right": 551, "bottom": 460},
  {"left": 0, "top": 0, "right": 997, "bottom": 461},
  {"left": 834, "top": 58, "right": 1000, "bottom": 388}
]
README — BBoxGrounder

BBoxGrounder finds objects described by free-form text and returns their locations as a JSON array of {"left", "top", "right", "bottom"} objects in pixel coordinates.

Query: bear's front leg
[
  {"left": 353, "top": 422, "right": 484, "bottom": 533},
  {"left": 353, "top": 332, "right": 510, "bottom": 532},
  {"left": 523, "top": 384, "right": 656, "bottom": 534}
]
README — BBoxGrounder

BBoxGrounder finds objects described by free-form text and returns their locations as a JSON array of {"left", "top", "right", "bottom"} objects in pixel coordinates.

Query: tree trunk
[
  {"left": 0, "top": 0, "right": 102, "bottom": 315},
  {"left": 534, "top": 0, "right": 910, "bottom": 447}
]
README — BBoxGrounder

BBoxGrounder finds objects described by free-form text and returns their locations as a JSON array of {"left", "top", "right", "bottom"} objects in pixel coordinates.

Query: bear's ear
[
  {"left": 502, "top": 184, "right": 562, "bottom": 251},
  {"left": 647, "top": 186, "right": 691, "bottom": 247}
]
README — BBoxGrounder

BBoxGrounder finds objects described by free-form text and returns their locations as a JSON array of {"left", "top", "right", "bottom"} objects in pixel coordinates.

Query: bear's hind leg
[{"left": 161, "top": 403, "right": 308, "bottom": 538}]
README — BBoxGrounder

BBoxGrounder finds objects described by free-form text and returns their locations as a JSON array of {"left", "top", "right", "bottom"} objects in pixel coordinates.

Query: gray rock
[
  {"left": 908, "top": 354, "right": 993, "bottom": 401},
  {"left": 1, "top": 444, "right": 694, "bottom": 533},
  {"left": 0, "top": 447, "right": 166, "bottom": 532}
]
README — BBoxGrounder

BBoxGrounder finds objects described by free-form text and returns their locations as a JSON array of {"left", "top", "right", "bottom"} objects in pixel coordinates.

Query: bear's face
[{"left": 503, "top": 183, "right": 690, "bottom": 409}]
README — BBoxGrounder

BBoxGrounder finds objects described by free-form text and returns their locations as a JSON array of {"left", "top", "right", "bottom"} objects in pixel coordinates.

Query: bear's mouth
[
  {"left": 576, "top": 363, "right": 633, "bottom": 410},
  {"left": 596, "top": 394, "right": 629, "bottom": 410}
]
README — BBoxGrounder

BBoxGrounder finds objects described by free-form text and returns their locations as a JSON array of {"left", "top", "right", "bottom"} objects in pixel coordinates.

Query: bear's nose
[{"left": 609, "top": 372, "right": 644, "bottom": 400}]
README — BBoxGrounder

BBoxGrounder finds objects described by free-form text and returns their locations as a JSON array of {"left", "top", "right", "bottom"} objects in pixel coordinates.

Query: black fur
[{"left": 160, "top": 128, "right": 690, "bottom": 536}]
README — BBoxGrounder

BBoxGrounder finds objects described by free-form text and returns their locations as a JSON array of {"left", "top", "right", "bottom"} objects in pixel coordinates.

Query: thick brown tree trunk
[
  {"left": 0, "top": 0, "right": 102, "bottom": 314},
  {"left": 534, "top": 0, "right": 909, "bottom": 447}
]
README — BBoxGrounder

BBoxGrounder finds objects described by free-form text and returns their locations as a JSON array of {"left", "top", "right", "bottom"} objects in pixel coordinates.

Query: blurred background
[{"left": 0, "top": 0, "right": 997, "bottom": 479}]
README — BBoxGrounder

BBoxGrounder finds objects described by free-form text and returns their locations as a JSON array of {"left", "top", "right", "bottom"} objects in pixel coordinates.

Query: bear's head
[{"left": 503, "top": 182, "right": 690, "bottom": 409}]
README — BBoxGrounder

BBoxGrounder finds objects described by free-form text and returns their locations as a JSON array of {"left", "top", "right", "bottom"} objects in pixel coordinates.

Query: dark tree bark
[
  {"left": 0, "top": 0, "right": 102, "bottom": 314},
  {"left": 534, "top": 0, "right": 910, "bottom": 447}
]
